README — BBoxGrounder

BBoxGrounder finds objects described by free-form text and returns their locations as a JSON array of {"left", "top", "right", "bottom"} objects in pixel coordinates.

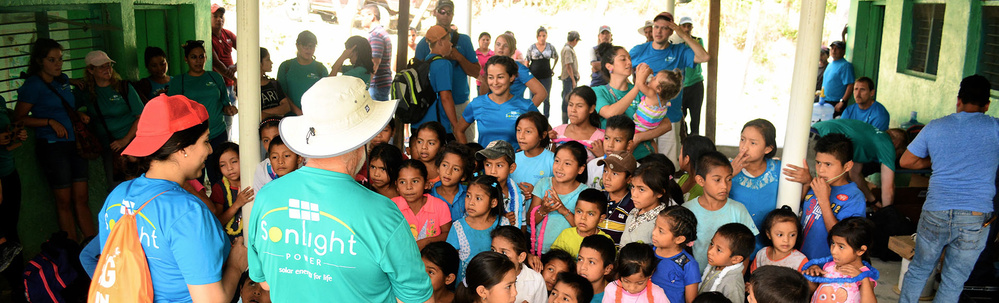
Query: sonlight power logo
[
  {"left": 258, "top": 199, "right": 359, "bottom": 258},
  {"left": 288, "top": 199, "right": 319, "bottom": 221}
]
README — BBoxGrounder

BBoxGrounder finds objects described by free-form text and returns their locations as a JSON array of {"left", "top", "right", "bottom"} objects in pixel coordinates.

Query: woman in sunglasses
[{"left": 167, "top": 40, "right": 237, "bottom": 184}]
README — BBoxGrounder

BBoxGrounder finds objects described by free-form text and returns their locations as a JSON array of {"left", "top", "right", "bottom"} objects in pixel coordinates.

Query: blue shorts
[{"left": 36, "top": 140, "right": 89, "bottom": 189}]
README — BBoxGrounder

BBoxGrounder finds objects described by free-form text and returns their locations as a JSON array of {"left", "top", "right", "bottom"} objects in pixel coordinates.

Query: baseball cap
[
  {"left": 597, "top": 151, "right": 637, "bottom": 173},
  {"left": 637, "top": 21, "right": 653, "bottom": 35},
  {"left": 436, "top": 0, "right": 454, "bottom": 11},
  {"left": 425, "top": 25, "right": 449, "bottom": 44},
  {"left": 655, "top": 11, "right": 674, "bottom": 22},
  {"left": 211, "top": 3, "right": 224, "bottom": 14},
  {"left": 678, "top": 16, "right": 694, "bottom": 25},
  {"left": 830, "top": 41, "right": 846, "bottom": 49},
  {"left": 598, "top": 25, "right": 611, "bottom": 34},
  {"left": 84, "top": 50, "right": 116, "bottom": 67},
  {"left": 567, "top": 31, "right": 581, "bottom": 42},
  {"left": 279, "top": 77, "right": 398, "bottom": 158},
  {"left": 475, "top": 140, "right": 515, "bottom": 163},
  {"left": 122, "top": 94, "right": 209, "bottom": 157}
]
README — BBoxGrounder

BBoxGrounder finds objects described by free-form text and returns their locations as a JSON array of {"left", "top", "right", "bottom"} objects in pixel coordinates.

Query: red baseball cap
[{"left": 122, "top": 94, "right": 209, "bottom": 157}]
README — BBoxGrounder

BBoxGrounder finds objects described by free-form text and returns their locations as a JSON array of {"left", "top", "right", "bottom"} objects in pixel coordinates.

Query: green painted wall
[
  {"left": 0, "top": 0, "right": 212, "bottom": 266},
  {"left": 851, "top": 0, "right": 999, "bottom": 127}
]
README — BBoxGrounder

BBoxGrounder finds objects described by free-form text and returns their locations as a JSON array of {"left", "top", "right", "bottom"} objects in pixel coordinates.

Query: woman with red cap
[{"left": 93, "top": 94, "right": 246, "bottom": 302}]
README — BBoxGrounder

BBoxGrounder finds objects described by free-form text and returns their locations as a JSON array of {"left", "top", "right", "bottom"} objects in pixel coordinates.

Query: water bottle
[
  {"left": 812, "top": 101, "right": 834, "bottom": 125},
  {"left": 900, "top": 111, "right": 923, "bottom": 129}
]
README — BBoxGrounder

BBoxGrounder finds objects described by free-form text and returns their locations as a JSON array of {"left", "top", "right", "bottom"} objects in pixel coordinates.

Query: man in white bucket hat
[{"left": 246, "top": 77, "right": 433, "bottom": 302}]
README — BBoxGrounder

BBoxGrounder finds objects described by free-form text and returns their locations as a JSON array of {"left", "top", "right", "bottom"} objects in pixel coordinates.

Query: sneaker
[{"left": 0, "top": 241, "right": 23, "bottom": 272}]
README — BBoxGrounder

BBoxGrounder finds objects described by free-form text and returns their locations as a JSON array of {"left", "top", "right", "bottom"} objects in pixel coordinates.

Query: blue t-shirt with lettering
[
  {"left": 416, "top": 33, "right": 478, "bottom": 105},
  {"left": 629, "top": 42, "right": 696, "bottom": 122},
  {"left": 17, "top": 74, "right": 76, "bottom": 142},
  {"left": 652, "top": 248, "right": 701, "bottom": 303},
  {"left": 97, "top": 175, "right": 229, "bottom": 302},
  {"left": 800, "top": 183, "right": 865, "bottom": 260},
  {"left": 463, "top": 94, "right": 539, "bottom": 150},
  {"left": 413, "top": 54, "right": 456, "bottom": 133},
  {"left": 511, "top": 149, "right": 555, "bottom": 187},
  {"left": 907, "top": 112, "right": 999, "bottom": 213}
]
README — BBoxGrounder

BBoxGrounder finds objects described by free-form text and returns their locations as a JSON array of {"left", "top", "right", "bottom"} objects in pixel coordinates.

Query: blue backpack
[{"left": 23, "top": 232, "right": 87, "bottom": 303}]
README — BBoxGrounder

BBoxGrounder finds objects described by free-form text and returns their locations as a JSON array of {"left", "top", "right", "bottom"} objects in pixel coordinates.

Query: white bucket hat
[{"left": 279, "top": 76, "right": 398, "bottom": 158}]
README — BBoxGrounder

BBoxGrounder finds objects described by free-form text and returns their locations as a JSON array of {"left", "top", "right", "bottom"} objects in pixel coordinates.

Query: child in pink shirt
[{"left": 392, "top": 160, "right": 453, "bottom": 249}]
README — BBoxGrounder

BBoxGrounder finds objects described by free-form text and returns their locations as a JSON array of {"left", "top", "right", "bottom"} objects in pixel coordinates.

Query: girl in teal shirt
[
  {"left": 167, "top": 40, "right": 236, "bottom": 182},
  {"left": 78, "top": 50, "right": 145, "bottom": 183},
  {"left": 330, "top": 36, "right": 374, "bottom": 85},
  {"left": 278, "top": 30, "right": 327, "bottom": 115}
]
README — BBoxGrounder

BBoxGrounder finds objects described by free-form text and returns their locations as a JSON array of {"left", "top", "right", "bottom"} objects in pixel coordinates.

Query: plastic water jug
[{"left": 811, "top": 101, "right": 834, "bottom": 125}]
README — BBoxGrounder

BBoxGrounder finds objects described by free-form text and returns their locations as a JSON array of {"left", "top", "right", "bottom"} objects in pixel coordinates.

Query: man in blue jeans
[{"left": 899, "top": 75, "right": 998, "bottom": 303}]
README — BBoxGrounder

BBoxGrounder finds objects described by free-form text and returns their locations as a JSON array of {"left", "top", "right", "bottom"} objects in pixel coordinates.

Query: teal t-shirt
[
  {"left": 682, "top": 198, "right": 760, "bottom": 269},
  {"left": 247, "top": 167, "right": 433, "bottom": 303},
  {"left": 812, "top": 119, "right": 897, "bottom": 171},
  {"left": 82, "top": 84, "right": 144, "bottom": 140},
  {"left": 166, "top": 72, "right": 228, "bottom": 139},
  {"left": 683, "top": 38, "right": 705, "bottom": 87},
  {"left": 0, "top": 108, "right": 15, "bottom": 177},
  {"left": 594, "top": 83, "right": 653, "bottom": 159},
  {"left": 531, "top": 178, "right": 588, "bottom": 253},
  {"left": 278, "top": 59, "right": 328, "bottom": 109},
  {"left": 341, "top": 65, "right": 372, "bottom": 86}
]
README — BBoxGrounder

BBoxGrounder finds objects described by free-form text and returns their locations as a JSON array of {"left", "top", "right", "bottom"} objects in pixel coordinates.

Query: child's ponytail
[
  {"left": 469, "top": 174, "right": 505, "bottom": 218},
  {"left": 633, "top": 161, "right": 683, "bottom": 206},
  {"left": 658, "top": 206, "right": 698, "bottom": 254}
]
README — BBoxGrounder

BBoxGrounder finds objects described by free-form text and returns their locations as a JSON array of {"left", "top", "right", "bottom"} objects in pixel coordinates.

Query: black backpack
[{"left": 391, "top": 55, "right": 444, "bottom": 124}]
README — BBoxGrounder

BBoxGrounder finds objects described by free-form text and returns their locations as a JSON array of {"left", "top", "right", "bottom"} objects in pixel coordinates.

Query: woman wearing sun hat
[
  {"left": 94, "top": 94, "right": 246, "bottom": 302},
  {"left": 246, "top": 76, "right": 432, "bottom": 302}
]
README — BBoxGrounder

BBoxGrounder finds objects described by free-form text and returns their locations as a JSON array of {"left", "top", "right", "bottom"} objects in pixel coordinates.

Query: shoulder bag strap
[
  {"left": 87, "top": 88, "right": 113, "bottom": 137},
  {"left": 43, "top": 80, "right": 82, "bottom": 126},
  {"left": 133, "top": 191, "right": 170, "bottom": 214}
]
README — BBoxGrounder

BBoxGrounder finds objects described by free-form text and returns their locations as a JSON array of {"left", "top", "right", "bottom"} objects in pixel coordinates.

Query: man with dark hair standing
[
  {"left": 821, "top": 41, "right": 854, "bottom": 116},
  {"left": 677, "top": 16, "right": 705, "bottom": 136},
  {"left": 589, "top": 25, "right": 612, "bottom": 87},
  {"left": 360, "top": 4, "right": 393, "bottom": 101},
  {"left": 560, "top": 31, "right": 581, "bottom": 124},
  {"left": 899, "top": 75, "right": 998, "bottom": 303},
  {"left": 211, "top": 3, "right": 237, "bottom": 134}
]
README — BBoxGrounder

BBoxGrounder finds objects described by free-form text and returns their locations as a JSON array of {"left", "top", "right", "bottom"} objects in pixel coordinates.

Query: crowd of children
[{"left": 222, "top": 100, "right": 884, "bottom": 303}]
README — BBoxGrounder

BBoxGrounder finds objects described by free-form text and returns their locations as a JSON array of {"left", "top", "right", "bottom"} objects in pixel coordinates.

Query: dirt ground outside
[{"left": 222, "top": 0, "right": 852, "bottom": 147}]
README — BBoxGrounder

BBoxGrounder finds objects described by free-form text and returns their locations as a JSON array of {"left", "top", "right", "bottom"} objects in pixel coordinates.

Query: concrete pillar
[
  {"left": 236, "top": 0, "right": 261, "bottom": 238},
  {"left": 666, "top": 0, "right": 675, "bottom": 15},
  {"left": 775, "top": 0, "right": 826, "bottom": 213}
]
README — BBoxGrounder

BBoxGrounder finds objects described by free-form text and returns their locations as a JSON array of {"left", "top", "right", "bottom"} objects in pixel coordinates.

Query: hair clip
[
  {"left": 491, "top": 182, "right": 498, "bottom": 188},
  {"left": 473, "top": 171, "right": 479, "bottom": 177},
  {"left": 686, "top": 241, "right": 694, "bottom": 247}
]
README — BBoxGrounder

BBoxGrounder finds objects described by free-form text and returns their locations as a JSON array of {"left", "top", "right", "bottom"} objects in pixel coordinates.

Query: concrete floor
[{"left": 871, "top": 258, "right": 904, "bottom": 302}]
